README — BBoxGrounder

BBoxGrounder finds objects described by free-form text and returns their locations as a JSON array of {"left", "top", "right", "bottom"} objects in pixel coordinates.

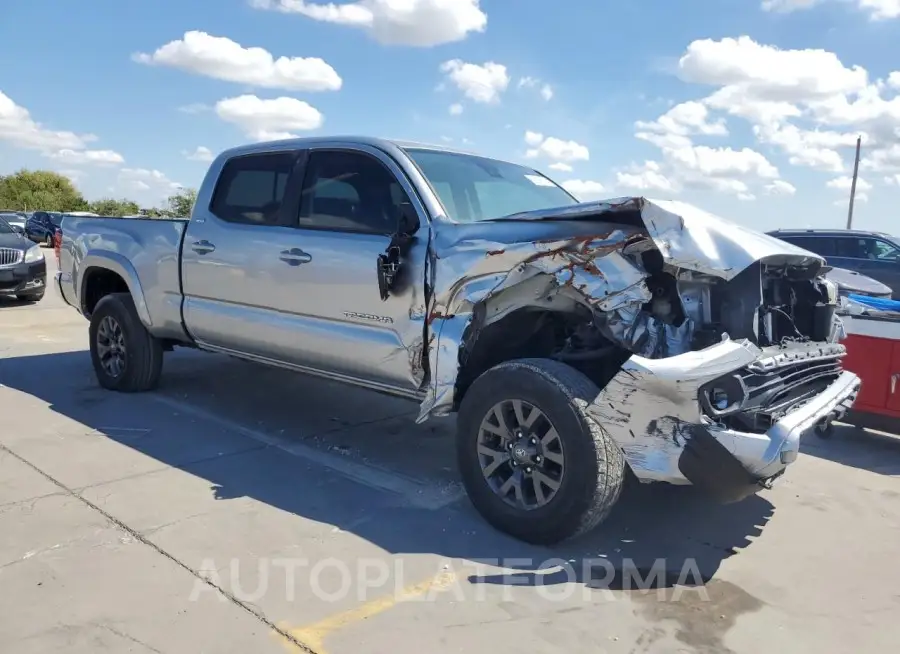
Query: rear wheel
[
  {"left": 89, "top": 293, "right": 163, "bottom": 392},
  {"left": 456, "top": 358, "right": 626, "bottom": 545}
]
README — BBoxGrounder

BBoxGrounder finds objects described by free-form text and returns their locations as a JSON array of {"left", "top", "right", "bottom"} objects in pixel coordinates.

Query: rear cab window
[{"left": 210, "top": 152, "right": 298, "bottom": 226}]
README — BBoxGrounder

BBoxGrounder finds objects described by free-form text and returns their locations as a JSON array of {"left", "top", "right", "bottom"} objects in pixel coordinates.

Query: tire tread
[
  {"left": 457, "top": 357, "right": 626, "bottom": 544},
  {"left": 89, "top": 293, "right": 163, "bottom": 392}
]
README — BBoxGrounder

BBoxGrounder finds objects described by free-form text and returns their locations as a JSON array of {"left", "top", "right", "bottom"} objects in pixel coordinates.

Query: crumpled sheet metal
[
  {"left": 493, "top": 196, "right": 826, "bottom": 281},
  {"left": 587, "top": 339, "right": 762, "bottom": 483},
  {"left": 417, "top": 222, "right": 663, "bottom": 421}
]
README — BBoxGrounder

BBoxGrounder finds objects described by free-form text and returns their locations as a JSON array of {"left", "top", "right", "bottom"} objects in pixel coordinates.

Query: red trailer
[{"left": 838, "top": 313, "right": 900, "bottom": 434}]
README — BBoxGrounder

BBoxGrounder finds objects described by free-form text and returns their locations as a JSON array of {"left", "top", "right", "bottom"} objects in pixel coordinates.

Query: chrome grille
[{"left": 0, "top": 247, "right": 23, "bottom": 267}]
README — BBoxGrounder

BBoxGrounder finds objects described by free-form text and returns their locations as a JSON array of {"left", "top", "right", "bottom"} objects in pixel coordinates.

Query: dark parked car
[
  {"left": 25, "top": 211, "right": 63, "bottom": 246},
  {"left": 0, "top": 216, "right": 47, "bottom": 302},
  {"left": 0, "top": 212, "right": 27, "bottom": 234},
  {"left": 768, "top": 229, "right": 900, "bottom": 299}
]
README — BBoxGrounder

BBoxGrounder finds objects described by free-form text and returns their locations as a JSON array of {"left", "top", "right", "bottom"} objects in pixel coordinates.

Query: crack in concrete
[{"left": 0, "top": 440, "right": 320, "bottom": 654}]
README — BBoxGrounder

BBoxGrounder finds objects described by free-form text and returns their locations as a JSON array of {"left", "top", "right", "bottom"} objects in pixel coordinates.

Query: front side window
[
  {"left": 833, "top": 237, "right": 900, "bottom": 260},
  {"left": 404, "top": 148, "right": 578, "bottom": 223},
  {"left": 210, "top": 152, "right": 298, "bottom": 225},
  {"left": 298, "top": 150, "right": 411, "bottom": 234},
  {"left": 871, "top": 238, "right": 900, "bottom": 261}
]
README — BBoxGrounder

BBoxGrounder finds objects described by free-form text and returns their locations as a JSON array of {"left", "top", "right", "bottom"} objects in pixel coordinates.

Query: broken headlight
[{"left": 698, "top": 374, "right": 748, "bottom": 418}]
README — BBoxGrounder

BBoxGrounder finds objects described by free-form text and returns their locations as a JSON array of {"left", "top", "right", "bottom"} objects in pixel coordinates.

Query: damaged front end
[{"left": 421, "top": 197, "right": 861, "bottom": 498}]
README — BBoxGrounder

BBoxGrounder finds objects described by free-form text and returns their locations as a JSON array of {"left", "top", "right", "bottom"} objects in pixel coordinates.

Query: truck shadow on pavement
[
  {"left": 800, "top": 424, "right": 900, "bottom": 476},
  {"left": 2, "top": 349, "right": 776, "bottom": 594}
]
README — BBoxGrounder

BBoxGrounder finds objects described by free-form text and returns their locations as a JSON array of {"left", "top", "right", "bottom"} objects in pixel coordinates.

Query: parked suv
[
  {"left": 767, "top": 229, "right": 900, "bottom": 299},
  {"left": 25, "top": 211, "right": 63, "bottom": 246}
]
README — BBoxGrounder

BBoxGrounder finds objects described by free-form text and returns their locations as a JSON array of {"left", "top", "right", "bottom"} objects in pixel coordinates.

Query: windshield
[
  {"left": 404, "top": 148, "right": 579, "bottom": 223},
  {"left": 0, "top": 217, "right": 14, "bottom": 234}
]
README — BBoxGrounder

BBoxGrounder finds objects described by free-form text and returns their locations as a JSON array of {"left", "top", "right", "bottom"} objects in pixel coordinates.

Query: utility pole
[{"left": 846, "top": 135, "right": 862, "bottom": 229}]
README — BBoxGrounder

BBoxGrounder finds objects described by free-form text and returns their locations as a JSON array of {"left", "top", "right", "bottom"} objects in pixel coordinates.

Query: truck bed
[{"left": 57, "top": 216, "right": 190, "bottom": 342}]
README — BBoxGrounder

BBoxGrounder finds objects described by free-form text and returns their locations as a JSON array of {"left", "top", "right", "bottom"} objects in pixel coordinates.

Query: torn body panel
[{"left": 418, "top": 196, "right": 860, "bottom": 489}]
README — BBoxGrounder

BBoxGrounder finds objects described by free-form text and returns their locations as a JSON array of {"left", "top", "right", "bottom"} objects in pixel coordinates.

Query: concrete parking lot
[{"left": 2, "top": 253, "right": 899, "bottom": 654}]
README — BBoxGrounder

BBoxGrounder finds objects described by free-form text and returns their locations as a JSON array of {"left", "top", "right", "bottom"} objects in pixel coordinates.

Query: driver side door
[{"left": 268, "top": 143, "right": 431, "bottom": 394}]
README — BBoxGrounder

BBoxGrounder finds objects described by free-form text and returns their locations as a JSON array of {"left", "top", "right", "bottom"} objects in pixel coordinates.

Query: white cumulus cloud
[
  {"left": 827, "top": 174, "right": 872, "bottom": 201},
  {"left": 215, "top": 95, "right": 324, "bottom": 141},
  {"left": 0, "top": 90, "right": 125, "bottom": 166},
  {"left": 441, "top": 59, "right": 509, "bottom": 104},
  {"left": 48, "top": 149, "right": 124, "bottom": 165},
  {"left": 765, "top": 180, "right": 798, "bottom": 195},
  {"left": 562, "top": 180, "right": 606, "bottom": 201},
  {"left": 616, "top": 161, "right": 678, "bottom": 194},
  {"left": 250, "top": 0, "right": 487, "bottom": 46},
  {"left": 524, "top": 132, "right": 590, "bottom": 162},
  {"left": 761, "top": 0, "right": 900, "bottom": 20},
  {"left": 184, "top": 146, "right": 215, "bottom": 162},
  {"left": 133, "top": 31, "right": 342, "bottom": 91},
  {"left": 118, "top": 168, "right": 183, "bottom": 197}
]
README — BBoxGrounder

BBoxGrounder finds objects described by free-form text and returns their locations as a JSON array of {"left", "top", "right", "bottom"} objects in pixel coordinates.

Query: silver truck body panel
[
  {"left": 58, "top": 216, "right": 189, "bottom": 342},
  {"left": 56, "top": 136, "right": 860, "bottom": 489}
]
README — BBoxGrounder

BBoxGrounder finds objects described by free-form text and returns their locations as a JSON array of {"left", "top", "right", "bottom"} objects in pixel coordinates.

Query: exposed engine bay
[
  {"left": 436, "top": 202, "right": 844, "bottom": 442},
  {"left": 454, "top": 246, "right": 844, "bottom": 431}
]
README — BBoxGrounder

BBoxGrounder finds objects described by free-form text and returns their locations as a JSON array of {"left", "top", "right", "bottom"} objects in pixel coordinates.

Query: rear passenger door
[{"left": 181, "top": 149, "right": 307, "bottom": 358}]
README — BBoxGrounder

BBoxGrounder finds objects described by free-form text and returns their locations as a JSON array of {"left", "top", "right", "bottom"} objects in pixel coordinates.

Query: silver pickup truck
[{"left": 56, "top": 137, "right": 861, "bottom": 544}]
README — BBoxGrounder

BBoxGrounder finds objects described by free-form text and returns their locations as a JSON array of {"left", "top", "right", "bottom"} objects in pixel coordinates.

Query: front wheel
[
  {"left": 89, "top": 292, "right": 164, "bottom": 392},
  {"left": 456, "top": 358, "right": 626, "bottom": 545},
  {"left": 43, "top": 234, "right": 53, "bottom": 247}
]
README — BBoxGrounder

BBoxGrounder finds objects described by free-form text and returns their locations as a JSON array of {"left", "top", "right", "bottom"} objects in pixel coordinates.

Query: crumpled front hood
[{"left": 491, "top": 196, "right": 825, "bottom": 281}]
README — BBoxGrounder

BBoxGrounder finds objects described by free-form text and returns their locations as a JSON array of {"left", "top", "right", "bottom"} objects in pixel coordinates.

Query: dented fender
[{"left": 417, "top": 195, "right": 832, "bottom": 424}]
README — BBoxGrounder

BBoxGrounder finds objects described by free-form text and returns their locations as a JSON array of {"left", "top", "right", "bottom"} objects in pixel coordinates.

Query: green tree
[
  {"left": 141, "top": 207, "right": 166, "bottom": 218},
  {"left": 166, "top": 188, "right": 197, "bottom": 217},
  {"left": 0, "top": 169, "right": 89, "bottom": 212},
  {"left": 90, "top": 198, "right": 140, "bottom": 216}
]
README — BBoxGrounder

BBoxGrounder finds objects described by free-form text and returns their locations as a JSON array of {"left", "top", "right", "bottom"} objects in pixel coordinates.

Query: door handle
[
  {"left": 191, "top": 240, "right": 216, "bottom": 254},
  {"left": 892, "top": 373, "right": 898, "bottom": 395},
  {"left": 279, "top": 248, "right": 312, "bottom": 266}
]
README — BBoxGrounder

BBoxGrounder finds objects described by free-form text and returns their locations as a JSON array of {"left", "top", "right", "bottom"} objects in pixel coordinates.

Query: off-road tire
[
  {"left": 89, "top": 292, "right": 163, "bottom": 392},
  {"left": 456, "top": 358, "right": 626, "bottom": 545}
]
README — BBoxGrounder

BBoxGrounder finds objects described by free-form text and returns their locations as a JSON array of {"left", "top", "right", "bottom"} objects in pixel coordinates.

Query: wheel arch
[{"left": 79, "top": 252, "right": 152, "bottom": 327}]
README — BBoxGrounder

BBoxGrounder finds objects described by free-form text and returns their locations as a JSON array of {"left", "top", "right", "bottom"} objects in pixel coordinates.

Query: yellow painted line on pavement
[{"left": 276, "top": 569, "right": 458, "bottom": 654}]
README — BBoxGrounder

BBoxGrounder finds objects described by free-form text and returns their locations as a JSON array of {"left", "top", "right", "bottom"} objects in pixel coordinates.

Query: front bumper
[
  {"left": 0, "top": 258, "right": 46, "bottom": 296},
  {"left": 587, "top": 339, "right": 861, "bottom": 501}
]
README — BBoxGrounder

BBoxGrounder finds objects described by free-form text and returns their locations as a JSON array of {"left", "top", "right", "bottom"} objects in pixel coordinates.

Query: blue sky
[{"left": 1, "top": 0, "right": 899, "bottom": 233}]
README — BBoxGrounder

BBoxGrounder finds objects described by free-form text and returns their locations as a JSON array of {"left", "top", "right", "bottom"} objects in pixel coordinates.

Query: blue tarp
[{"left": 847, "top": 293, "right": 900, "bottom": 312}]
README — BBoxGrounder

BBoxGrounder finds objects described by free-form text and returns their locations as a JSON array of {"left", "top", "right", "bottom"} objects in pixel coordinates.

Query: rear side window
[
  {"left": 780, "top": 236, "right": 834, "bottom": 257},
  {"left": 210, "top": 152, "right": 298, "bottom": 225}
]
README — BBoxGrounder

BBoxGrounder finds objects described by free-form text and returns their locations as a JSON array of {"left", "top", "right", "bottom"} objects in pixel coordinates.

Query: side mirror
[
  {"left": 398, "top": 201, "right": 420, "bottom": 235},
  {"left": 377, "top": 203, "right": 420, "bottom": 301},
  {"left": 13, "top": 225, "right": 25, "bottom": 236}
]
